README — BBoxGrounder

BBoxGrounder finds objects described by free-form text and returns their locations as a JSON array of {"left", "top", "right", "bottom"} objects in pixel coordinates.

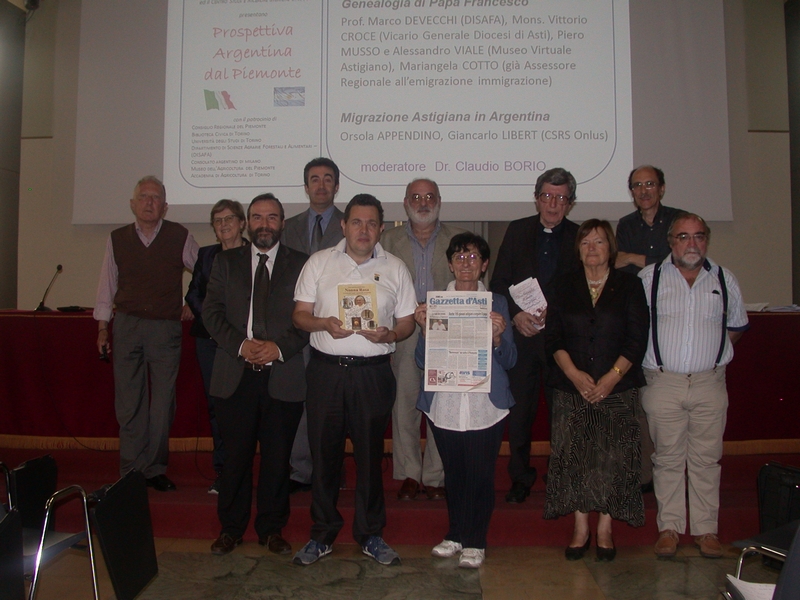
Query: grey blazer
[
  {"left": 380, "top": 222, "right": 468, "bottom": 292},
  {"left": 202, "top": 243, "right": 309, "bottom": 401},
  {"left": 281, "top": 206, "right": 345, "bottom": 254}
]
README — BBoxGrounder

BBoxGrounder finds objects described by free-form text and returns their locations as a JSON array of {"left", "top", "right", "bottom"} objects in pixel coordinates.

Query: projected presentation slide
[{"left": 163, "top": 0, "right": 632, "bottom": 208}]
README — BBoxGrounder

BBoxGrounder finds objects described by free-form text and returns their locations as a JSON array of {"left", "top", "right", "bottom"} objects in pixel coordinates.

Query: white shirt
[
  {"left": 239, "top": 242, "right": 282, "bottom": 363},
  {"left": 639, "top": 256, "right": 749, "bottom": 373},
  {"left": 427, "top": 281, "right": 509, "bottom": 431},
  {"left": 294, "top": 239, "right": 417, "bottom": 356}
]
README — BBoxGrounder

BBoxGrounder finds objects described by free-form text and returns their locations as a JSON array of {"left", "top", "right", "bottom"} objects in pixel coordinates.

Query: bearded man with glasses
[
  {"left": 490, "top": 167, "right": 581, "bottom": 504},
  {"left": 381, "top": 178, "right": 466, "bottom": 501},
  {"left": 639, "top": 213, "right": 748, "bottom": 560}
]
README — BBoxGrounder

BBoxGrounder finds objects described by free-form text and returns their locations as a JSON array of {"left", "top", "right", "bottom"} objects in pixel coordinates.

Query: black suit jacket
[
  {"left": 544, "top": 268, "right": 649, "bottom": 394},
  {"left": 202, "top": 243, "right": 309, "bottom": 401},
  {"left": 185, "top": 241, "right": 249, "bottom": 338},
  {"left": 490, "top": 215, "right": 581, "bottom": 357}
]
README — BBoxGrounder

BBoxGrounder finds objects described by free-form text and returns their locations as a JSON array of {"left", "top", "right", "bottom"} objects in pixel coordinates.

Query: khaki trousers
[
  {"left": 641, "top": 367, "right": 728, "bottom": 535},
  {"left": 390, "top": 327, "right": 444, "bottom": 487}
]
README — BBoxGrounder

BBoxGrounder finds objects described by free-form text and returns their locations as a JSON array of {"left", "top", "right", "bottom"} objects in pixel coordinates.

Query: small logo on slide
[
  {"left": 204, "top": 90, "right": 236, "bottom": 110},
  {"left": 274, "top": 87, "right": 305, "bottom": 107}
]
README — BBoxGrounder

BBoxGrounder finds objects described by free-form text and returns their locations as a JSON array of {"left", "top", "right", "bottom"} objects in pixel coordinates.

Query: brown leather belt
[{"left": 311, "top": 348, "right": 391, "bottom": 367}]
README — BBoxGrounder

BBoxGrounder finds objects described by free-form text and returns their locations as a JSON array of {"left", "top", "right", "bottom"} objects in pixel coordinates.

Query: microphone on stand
[{"left": 35, "top": 264, "right": 63, "bottom": 312}]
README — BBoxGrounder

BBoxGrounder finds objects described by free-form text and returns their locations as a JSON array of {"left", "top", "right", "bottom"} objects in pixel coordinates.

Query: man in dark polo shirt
[
  {"left": 615, "top": 165, "right": 684, "bottom": 493},
  {"left": 615, "top": 165, "right": 684, "bottom": 275},
  {"left": 94, "top": 175, "right": 198, "bottom": 490}
]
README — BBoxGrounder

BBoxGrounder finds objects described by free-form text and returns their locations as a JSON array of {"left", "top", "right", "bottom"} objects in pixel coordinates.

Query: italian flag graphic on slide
[{"left": 204, "top": 90, "right": 236, "bottom": 110}]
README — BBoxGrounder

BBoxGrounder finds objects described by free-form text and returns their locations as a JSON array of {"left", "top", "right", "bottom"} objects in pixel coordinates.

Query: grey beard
[{"left": 675, "top": 252, "right": 703, "bottom": 270}]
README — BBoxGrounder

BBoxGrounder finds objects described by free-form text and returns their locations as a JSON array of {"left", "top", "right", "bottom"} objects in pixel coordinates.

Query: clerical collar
[{"left": 537, "top": 218, "right": 564, "bottom": 235}]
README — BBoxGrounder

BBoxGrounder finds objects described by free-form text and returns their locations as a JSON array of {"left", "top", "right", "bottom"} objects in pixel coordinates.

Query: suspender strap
[
  {"left": 650, "top": 258, "right": 728, "bottom": 370},
  {"left": 650, "top": 262, "right": 663, "bottom": 369},
  {"left": 714, "top": 263, "right": 728, "bottom": 367}
]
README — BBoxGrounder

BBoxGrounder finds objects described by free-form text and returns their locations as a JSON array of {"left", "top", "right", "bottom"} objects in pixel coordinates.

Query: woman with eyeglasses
[
  {"left": 543, "top": 219, "right": 649, "bottom": 562},
  {"left": 185, "top": 200, "right": 249, "bottom": 494},
  {"left": 413, "top": 232, "right": 517, "bottom": 569}
]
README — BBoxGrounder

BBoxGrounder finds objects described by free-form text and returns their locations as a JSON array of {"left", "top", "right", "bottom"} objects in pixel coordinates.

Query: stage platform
[{"left": 2, "top": 448, "right": 797, "bottom": 549}]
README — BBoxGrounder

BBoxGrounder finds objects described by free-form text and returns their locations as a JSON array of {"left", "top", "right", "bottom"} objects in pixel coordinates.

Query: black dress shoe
[
  {"left": 288, "top": 480, "right": 312, "bottom": 494},
  {"left": 211, "top": 533, "right": 243, "bottom": 555},
  {"left": 596, "top": 544, "right": 617, "bottom": 562},
  {"left": 565, "top": 534, "right": 591, "bottom": 561},
  {"left": 259, "top": 533, "right": 292, "bottom": 555},
  {"left": 146, "top": 474, "right": 176, "bottom": 492},
  {"left": 505, "top": 482, "right": 531, "bottom": 504}
]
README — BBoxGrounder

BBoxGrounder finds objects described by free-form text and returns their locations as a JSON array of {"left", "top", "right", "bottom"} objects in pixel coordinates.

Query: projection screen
[{"left": 72, "top": 0, "right": 731, "bottom": 223}]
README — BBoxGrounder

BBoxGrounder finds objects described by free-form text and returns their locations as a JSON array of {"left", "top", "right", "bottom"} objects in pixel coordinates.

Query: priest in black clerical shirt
[{"left": 490, "top": 167, "right": 581, "bottom": 505}]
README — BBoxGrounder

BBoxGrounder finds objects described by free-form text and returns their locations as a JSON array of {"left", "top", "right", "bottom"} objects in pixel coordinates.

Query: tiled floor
[{"left": 28, "top": 538, "right": 780, "bottom": 599}]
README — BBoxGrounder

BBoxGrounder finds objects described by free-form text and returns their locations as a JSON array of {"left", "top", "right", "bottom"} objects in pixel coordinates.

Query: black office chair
[
  {"left": 6, "top": 455, "right": 98, "bottom": 600},
  {"left": 0, "top": 505, "right": 25, "bottom": 600},
  {"left": 723, "top": 519, "right": 800, "bottom": 600}
]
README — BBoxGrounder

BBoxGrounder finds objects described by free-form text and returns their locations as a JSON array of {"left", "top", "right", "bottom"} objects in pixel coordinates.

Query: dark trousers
[
  {"left": 429, "top": 417, "right": 506, "bottom": 549},
  {"left": 195, "top": 336, "right": 225, "bottom": 474},
  {"left": 506, "top": 334, "right": 552, "bottom": 487},
  {"left": 112, "top": 312, "right": 181, "bottom": 478},
  {"left": 290, "top": 345, "right": 313, "bottom": 484},
  {"left": 305, "top": 356, "right": 395, "bottom": 546},
  {"left": 215, "top": 367, "right": 303, "bottom": 538}
]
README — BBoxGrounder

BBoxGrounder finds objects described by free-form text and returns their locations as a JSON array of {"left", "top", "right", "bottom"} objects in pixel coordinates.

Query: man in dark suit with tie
[
  {"left": 203, "top": 193, "right": 309, "bottom": 556},
  {"left": 490, "top": 167, "right": 581, "bottom": 504},
  {"left": 282, "top": 157, "right": 345, "bottom": 492}
]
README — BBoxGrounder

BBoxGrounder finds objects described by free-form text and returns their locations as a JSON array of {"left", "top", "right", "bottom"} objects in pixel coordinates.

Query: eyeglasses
[
  {"left": 408, "top": 193, "right": 438, "bottom": 203},
  {"left": 630, "top": 180, "right": 659, "bottom": 191},
  {"left": 537, "top": 193, "right": 571, "bottom": 205},
  {"left": 452, "top": 253, "right": 483, "bottom": 264},
  {"left": 671, "top": 232, "right": 708, "bottom": 244},
  {"left": 213, "top": 214, "right": 238, "bottom": 226}
]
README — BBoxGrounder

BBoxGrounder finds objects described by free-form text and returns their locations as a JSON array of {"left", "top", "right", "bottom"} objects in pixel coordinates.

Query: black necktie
[
  {"left": 252, "top": 253, "right": 270, "bottom": 340},
  {"left": 310, "top": 214, "right": 323, "bottom": 254}
]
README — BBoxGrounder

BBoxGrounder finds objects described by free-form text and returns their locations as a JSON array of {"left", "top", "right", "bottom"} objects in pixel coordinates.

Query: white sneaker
[
  {"left": 459, "top": 548, "right": 485, "bottom": 568},
  {"left": 431, "top": 540, "right": 463, "bottom": 558}
]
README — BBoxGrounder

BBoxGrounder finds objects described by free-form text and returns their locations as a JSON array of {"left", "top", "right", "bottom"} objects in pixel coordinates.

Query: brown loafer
[
  {"left": 259, "top": 533, "right": 291, "bottom": 555},
  {"left": 425, "top": 486, "right": 446, "bottom": 500},
  {"left": 694, "top": 533, "right": 722, "bottom": 558},
  {"left": 397, "top": 478, "right": 419, "bottom": 500},
  {"left": 211, "top": 533, "right": 243, "bottom": 555},
  {"left": 654, "top": 530, "right": 679, "bottom": 558}
]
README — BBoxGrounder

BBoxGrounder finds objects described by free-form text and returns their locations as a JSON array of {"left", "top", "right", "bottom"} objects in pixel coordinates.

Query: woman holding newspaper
[
  {"left": 543, "top": 219, "right": 650, "bottom": 562},
  {"left": 414, "top": 232, "right": 517, "bottom": 569}
]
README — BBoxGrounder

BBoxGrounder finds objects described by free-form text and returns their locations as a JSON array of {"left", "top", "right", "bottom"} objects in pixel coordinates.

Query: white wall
[{"left": 14, "top": 0, "right": 795, "bottom": 310}]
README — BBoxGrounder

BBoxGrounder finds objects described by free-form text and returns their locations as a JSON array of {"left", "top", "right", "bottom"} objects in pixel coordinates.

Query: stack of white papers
[{"left": 725, "top": 574, "right": 775, "bottom": 600}]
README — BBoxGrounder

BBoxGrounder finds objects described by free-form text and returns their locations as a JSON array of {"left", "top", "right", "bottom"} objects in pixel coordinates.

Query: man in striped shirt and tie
[{"left": 638, "top": 213, "right": 749, "bottom": 560}]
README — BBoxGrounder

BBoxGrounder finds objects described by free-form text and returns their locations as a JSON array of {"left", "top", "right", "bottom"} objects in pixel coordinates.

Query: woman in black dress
[{"left": 544, "top": 219, "right": 649, "bottom": 561}]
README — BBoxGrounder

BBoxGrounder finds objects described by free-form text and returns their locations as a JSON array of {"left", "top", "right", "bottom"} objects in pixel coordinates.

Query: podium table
[{"left": 1, "top": 310, "right": 798, "bottom": 452}]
